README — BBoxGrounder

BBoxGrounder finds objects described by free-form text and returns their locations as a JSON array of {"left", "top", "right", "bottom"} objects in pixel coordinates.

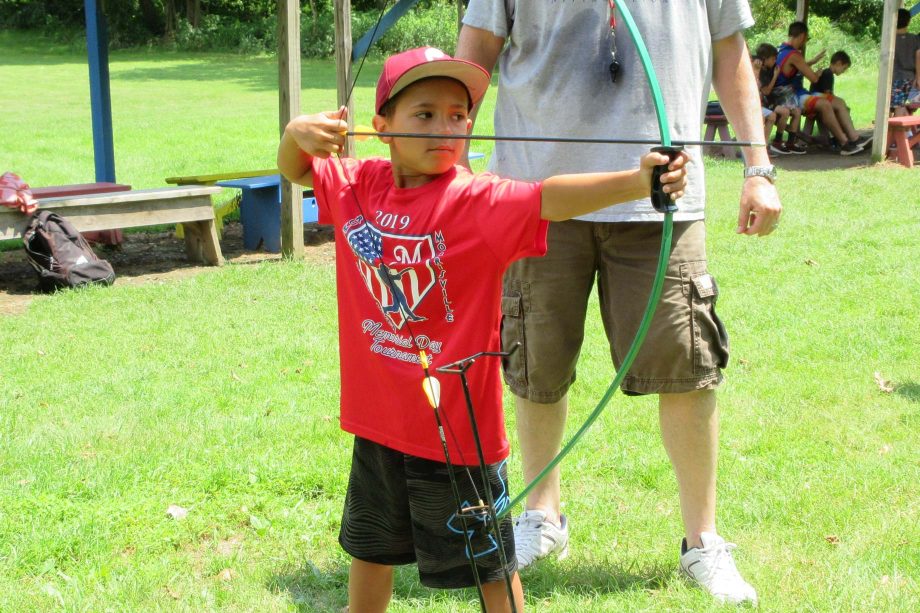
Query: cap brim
[{"left": 388, "top": 59, "right": 490, "bottom": 111}]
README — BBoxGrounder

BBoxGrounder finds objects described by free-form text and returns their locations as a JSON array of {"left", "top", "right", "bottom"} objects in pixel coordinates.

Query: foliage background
[{"left": 0, "top": 1, "right": 907, "bottom": 56}]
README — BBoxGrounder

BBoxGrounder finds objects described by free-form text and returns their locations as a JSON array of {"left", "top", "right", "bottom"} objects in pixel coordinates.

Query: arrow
[{"left": 347, "top": 128, "right": 764, "bottom": 148}]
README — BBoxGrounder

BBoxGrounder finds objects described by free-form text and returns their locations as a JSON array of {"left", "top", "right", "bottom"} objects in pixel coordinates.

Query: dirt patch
[{"left": 0, "top": 222, "right": 335, "bottom": 316}]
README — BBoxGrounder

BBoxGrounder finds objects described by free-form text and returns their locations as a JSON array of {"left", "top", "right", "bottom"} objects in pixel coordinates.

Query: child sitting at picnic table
[
  {"left": 755, "top": 44, "right": 806, "bottom": 155},
  {"left": 276, "top": 46, "right": 688, "bottom": 612},
  {"left": 809, "top": 50, "right": 853, "bottom": 95}
]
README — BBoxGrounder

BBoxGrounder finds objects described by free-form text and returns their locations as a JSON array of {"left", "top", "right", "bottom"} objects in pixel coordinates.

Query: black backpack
[{"left": 23, "top": 210, "right": 116, "bottom": 292}]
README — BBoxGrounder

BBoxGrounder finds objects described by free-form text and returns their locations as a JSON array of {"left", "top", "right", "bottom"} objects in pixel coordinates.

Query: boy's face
[
  {"left": 830, "top": 61, "right": 849, "bottom": 76},
  {"left": 764, "top": 56, "right": 777, "bottom": 69},
  {"left": 373, "top": 77, "right": 472, "bottom": 185}
]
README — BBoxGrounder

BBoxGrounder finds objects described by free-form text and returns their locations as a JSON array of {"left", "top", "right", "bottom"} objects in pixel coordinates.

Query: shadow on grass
[
  {"left": 518, "top": 557, "right": 674, "bottom": 600},
  {"left": 269, "top": 561, "right": 349, "bottom": 613},
  {"left": 895, "top": 381, "right": 920, "bottom": 402},
  {"left": 269, "top": 556, "right": 675, "bottom": 611}
]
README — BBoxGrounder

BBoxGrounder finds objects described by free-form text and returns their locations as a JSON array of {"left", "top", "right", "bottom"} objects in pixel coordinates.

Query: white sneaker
[
  {"left": 512, "top": 509, "right": 569, "bottom": 569},
  {"left": 679, "top": 532, "right": 758, "bottom": 606}
]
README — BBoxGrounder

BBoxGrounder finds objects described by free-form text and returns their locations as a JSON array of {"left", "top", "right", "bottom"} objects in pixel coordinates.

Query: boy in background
[
  {"left": 756, "top": 43, "right": 806, "bottom": 155},
  {"left": 277, "top": 47, "right": 688, "bottom": 612},
  {"left": 810, "top": 50, "right": 852, "bottom": 95}
]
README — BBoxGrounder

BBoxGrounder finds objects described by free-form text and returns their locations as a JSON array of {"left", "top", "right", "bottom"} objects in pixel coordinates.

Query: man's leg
[
  {"left": 512, "top": 391, "right": 571, "bottom": 570},
  {"left": 659, "top": 389, "right": 718, "bottom": 548},
  {"left": 516, "top": 396, "right": 568, "bottom": 523},
  {"left": 599, "top": 221, "right": 754, "bottom": 605},
  {"left": 502, "top": 221, "right": 597, "bottom": 569}
]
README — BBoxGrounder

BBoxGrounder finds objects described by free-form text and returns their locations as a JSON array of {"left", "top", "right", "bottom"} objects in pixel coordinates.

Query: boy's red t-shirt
[{"left": 311, "top": 156, "right": 547, "bottom": 464}]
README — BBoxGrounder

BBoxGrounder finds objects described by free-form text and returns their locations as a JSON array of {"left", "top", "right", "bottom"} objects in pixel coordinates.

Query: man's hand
[
  {"left": 737, "top": 178, "right": 782, "bottom": 236},
  {"left": 283, "top": 106, "right": 349, "bottom": 159}
]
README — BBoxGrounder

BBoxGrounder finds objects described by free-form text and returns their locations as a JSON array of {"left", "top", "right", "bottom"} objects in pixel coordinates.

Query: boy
[
  {"left": 809, "top": 50, "right": 852, "bottom": 95},
  {"left": 277, "top": 47, "right": 688, "bottom": 612},
  {"left": 755, "top": 43, "right": 806, "bottom": 155}
]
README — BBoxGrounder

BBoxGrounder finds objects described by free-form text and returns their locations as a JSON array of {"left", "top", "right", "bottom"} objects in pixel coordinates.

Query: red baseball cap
[{"left": 375, "top": 47, "right": 490, "bottom": 114}]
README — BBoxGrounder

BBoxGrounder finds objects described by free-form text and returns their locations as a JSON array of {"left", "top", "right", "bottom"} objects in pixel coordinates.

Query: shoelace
[
  {"left": 702, "top": 541, "right": 741, "bottom": 582},
  {"left": 514, "top": 515, "right": 549, "bottom": 554}
]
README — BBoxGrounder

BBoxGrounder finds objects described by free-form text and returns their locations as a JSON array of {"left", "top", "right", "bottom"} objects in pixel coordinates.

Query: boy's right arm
[{"left": 277, "top": 107, "right": 349, "bottom": 187}]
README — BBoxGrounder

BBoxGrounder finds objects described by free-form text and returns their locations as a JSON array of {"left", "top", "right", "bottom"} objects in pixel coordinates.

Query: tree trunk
[
  {"left": 138, "top": 0, "right": 165, "bottom": 37},
  {"left": 186, "top": 0, "right": 201, "bottom": 28},
  {"left": 163, "top": 0, "right": 178, "bottom": 38}
]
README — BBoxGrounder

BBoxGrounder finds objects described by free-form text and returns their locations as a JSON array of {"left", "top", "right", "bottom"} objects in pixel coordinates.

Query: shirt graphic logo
[{"left": 346, "top": 221, "right": 437, "bottom": 330}]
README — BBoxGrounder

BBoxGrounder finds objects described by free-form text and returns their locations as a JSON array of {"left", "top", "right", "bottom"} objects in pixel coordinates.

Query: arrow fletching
[{"left": 422, "top": 375, "right": 442, "bottom": 409}]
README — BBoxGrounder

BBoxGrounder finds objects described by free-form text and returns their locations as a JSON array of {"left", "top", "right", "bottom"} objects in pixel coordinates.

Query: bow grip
[{"left": 650, "top": 145, "right": 683, "bottom": 214}]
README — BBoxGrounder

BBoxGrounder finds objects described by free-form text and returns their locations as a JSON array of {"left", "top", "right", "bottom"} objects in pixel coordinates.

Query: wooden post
[
  {"left": 872, "top": 0, "right": 900, "bottom": 162},
  {"left": 335, "top": 0, "right": 355, "bottom": 157},
  {"left": 796, "top": 0, "right": 810, "bottom": 55},
  {"left": 278, "top": 0, "right": 304, "bottom": 258}
]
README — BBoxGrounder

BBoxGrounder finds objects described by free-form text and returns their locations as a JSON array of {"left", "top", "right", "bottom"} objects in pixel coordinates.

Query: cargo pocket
[
  {"left": 682, "top": 263, "right": 730, "bottom": 373},
  {"left": 500, "top": 291, "right": 527, "bottom": 386}
]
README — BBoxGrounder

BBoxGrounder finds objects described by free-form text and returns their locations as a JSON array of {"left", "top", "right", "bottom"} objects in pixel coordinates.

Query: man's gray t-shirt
[{"left": 463, "top": 0, "right": 753, "bottom": 222}]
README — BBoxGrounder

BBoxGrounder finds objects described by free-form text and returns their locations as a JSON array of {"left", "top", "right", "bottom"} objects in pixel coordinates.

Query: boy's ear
[
  {"left": 372, "top": 114, "right": 392, "bottom": 144},
  {"left": 465, "top": 117, "right": 473, "bottom": 133}
]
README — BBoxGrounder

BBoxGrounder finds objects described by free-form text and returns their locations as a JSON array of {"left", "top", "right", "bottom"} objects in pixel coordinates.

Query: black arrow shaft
[{"left": 348, "top": 131, "right": 763, "bottom": 148}]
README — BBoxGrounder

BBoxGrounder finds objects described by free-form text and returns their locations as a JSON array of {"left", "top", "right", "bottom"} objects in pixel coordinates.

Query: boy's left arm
[
  {"left": 540, "top": 151, "right": 688, "bottom": 221},
  {"left": 712, "top": 31, "right": 782, "bottom": 237}
]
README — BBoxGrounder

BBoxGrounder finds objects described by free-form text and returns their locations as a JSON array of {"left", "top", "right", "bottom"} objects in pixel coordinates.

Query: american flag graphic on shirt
[{"left": 345, "top": 221, "right": 436, "bottom": 330}]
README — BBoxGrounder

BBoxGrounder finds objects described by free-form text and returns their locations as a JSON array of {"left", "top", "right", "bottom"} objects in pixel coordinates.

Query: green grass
[{"left": 1, "top": 31, "right": 919, "bottom": 612}]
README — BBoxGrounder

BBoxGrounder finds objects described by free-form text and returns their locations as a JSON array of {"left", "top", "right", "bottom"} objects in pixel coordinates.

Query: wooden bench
[
  {"left": 0, "top": 186, "right": 224, "bottom": 265},
  {"left": 30, "top": 182, "right": 131, "bottom": 246},
  {"left": 30, "top": 182, "right": 131, "bottom": 199},
  {"left": 702, "top": 115, "right": 737, "bottom": 158},
  {"left": 886, "top": 115, "right": 920, "bottom": 168}
]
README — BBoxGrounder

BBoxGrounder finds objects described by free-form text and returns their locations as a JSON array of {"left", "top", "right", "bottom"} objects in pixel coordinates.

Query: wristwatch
[{"left": 743, "top": 165, "right": 777, "bottom": 184}]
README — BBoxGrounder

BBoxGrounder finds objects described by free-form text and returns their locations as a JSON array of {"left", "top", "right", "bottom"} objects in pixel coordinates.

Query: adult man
[
  {"left": 457, "top": 0, "right": 780, "bottom": 605},
  {"left": 773, "top": 21, "right": 868, "bottom": 155}
]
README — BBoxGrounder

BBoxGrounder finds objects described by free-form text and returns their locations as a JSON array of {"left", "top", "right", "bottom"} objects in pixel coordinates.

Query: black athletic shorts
[{"left": 338, "top": 436, "right": 517, "bottom": 589}]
